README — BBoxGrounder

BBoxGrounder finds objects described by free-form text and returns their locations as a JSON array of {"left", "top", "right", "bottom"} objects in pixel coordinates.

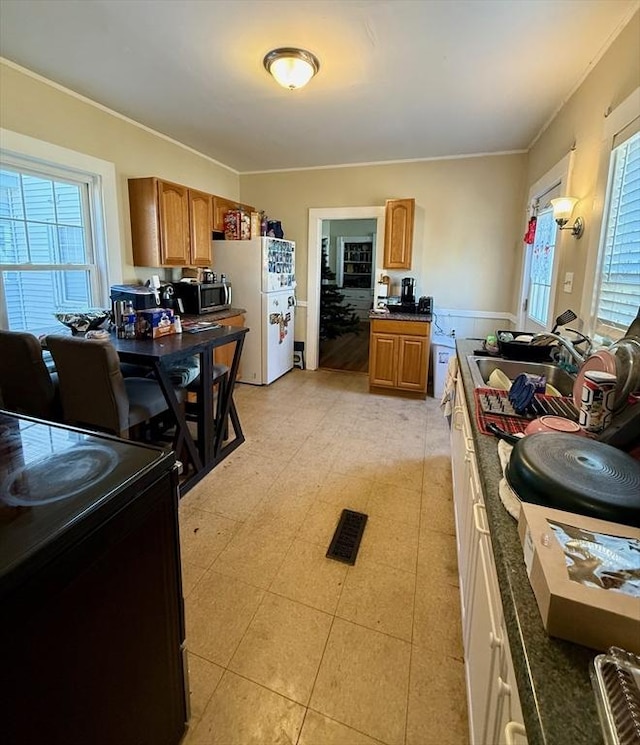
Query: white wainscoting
[{"left": 432, "top": 308, "right": 517, "bottom": 340}]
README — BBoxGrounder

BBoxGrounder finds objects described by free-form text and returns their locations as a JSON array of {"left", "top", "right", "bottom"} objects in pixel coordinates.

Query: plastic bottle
[{"left": 124, "top": 302, "right": 136, "bottom": 339}]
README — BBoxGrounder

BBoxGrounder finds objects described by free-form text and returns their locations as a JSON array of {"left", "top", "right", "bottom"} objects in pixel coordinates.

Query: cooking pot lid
[{"left": 506, "top": 433, "right": 640, "bottom": 526}]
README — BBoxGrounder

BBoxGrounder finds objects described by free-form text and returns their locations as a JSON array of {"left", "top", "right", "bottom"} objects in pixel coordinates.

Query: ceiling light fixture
[
  {"left": 263, "top": 47, "right": 319, "bottom": 90},
  {"left": 550, "top": 197, "right": 584, "bottom": 239}
]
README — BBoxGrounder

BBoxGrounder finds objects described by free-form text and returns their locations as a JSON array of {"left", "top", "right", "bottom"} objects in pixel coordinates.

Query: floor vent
[{"left": 326, "top": 509, "right": 368, "bottom": 565}]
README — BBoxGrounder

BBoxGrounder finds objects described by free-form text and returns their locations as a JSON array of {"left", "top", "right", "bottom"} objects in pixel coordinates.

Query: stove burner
[{"left": 2, "top": 444, "right": 119, "bottom": 506}]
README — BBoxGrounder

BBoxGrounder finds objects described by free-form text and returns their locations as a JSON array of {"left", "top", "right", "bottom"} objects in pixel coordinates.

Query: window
[
  {"left": 593, "top": 128, "right": 640, "bottom": 337},
  {"left": 0, "top": 129, "right": 121, "bottom": 337},
  {"left": 0, "top": 160, "right": 107, "bottom": 336}
]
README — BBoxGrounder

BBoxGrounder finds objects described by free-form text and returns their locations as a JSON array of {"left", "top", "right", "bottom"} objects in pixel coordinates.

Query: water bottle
[{"left": 124, "top": 301, "right": 136, "bottom": 339}]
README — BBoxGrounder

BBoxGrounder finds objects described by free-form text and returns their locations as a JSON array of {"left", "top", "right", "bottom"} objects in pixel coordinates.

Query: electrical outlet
[{"left": 563, "top": 272, "right": 574, "bottom": 293}]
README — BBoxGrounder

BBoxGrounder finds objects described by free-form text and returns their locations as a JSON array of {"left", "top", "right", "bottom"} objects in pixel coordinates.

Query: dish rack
[
  {"left": 475, "top": 388, "right": 579, "bottom": 420},
  {"left": 591, "top": 646, "right": 640, "bottom": 745}
]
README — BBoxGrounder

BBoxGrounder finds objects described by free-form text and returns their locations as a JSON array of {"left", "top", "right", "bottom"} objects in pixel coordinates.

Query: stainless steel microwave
[{"left": 171, "top": 282, "right": 232, "bottom": 315}]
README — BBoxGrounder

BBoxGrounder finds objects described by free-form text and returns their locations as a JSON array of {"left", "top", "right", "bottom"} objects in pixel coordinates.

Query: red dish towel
[{"left": 473, "top": 388, "right": 577, "bottom": 436}]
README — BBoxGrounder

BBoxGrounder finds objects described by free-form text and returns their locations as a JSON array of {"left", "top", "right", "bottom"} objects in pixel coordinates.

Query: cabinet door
[
  {"left": 397, "top": 335, "right": 427, "bottom": 391},
  {"left": 466, "top": 508, "right": 505, "bottom": 745},
  {"left": 490, "top": 620, "right": 527, "bottom": 745},
  {"left": 214, "top": 314, "right": 245, "bottom": 379},
  {"left": 383, "top": 198, "right": 415, "bottom": 269},
  {"left": 129, "top": 177, "right": 162, "bottom": 267},
  {"left": 188, "top": 189, "right": 213, "bottom": 267},
  {"left": 212, "top": 196, "right": 238, "bottom": 232},
  {"left": 369, "top": 333, "right": 397, "bottom": 387},
  {"left": 158, "top": 181, "right": 190, "bottom": 265},
  {"left": 452, "top": 378, "right": 476, "bottom": 642}
]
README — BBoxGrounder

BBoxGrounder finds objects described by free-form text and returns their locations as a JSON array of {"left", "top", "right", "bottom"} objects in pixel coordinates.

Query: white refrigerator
[{"left": 212, "top": 237, "right": 295, "bottom": 385}]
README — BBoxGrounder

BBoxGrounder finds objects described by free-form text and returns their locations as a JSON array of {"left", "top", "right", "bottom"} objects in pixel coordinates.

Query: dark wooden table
[{"left": 111, "top": 325, "right": 248, "bottom": 494}]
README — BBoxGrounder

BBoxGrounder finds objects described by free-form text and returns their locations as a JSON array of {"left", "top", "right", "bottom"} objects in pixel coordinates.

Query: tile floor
[{"left": 179, "top": 369, "right": 468, "bottom": 745}]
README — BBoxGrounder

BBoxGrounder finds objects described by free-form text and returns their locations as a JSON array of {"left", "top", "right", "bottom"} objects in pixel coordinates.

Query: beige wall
[
  {"left": 2, "top": 8, "right": 636, "bottom": 337},
  {"left": 524, "top": 10, "right": 640, "bottom": 324},
  {"left": 0, "top": 61, "right": 239, "bottom": 282},
  {"left": 240, "top": 154, "right": 528, "bottom": 320}
]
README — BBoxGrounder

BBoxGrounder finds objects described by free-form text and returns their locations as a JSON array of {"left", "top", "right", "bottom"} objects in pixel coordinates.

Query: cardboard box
[
  {"left": 518, "top": 502, "right": 640, "bottom": 653},
  {"left": 135, "top": 308, "right": 175, "bottom": 339},
  {"left": 224, "top": 209, "right": 251, "bottom": 240}
]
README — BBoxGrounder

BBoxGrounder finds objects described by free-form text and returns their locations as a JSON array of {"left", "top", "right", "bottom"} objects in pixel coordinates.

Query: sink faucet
[{"left": 531, "top": 331, "right": 592, "bottom": 366}]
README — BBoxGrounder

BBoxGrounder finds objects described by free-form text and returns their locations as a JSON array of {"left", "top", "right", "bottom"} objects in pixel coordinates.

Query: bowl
[
  {"left": 54, "top": 309, "right": 111, "bottom": 335},
  {"left": 488, "top": 368, "right": 511, "bottom": 391},
  {"left": 523, "top": 415, "right": 586, "bottom": 436}
]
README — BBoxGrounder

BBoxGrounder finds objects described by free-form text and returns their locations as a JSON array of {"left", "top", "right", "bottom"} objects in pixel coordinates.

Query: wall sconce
[
  {"left": 263, "top": 47, "right": 320, "bottom": 90},
  {"left": 550, "top": 197, "right": 585, "bottom": 238}
]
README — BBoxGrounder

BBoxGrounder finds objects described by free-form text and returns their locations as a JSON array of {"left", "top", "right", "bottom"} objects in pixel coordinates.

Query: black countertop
[{"left": 455, "top": 339, "right": 603, "bottom": 745}]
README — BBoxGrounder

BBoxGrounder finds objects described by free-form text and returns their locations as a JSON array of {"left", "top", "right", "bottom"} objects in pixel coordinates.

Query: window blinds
[{"left": 596, "top": 128, "right": 640, "bottom": 334}]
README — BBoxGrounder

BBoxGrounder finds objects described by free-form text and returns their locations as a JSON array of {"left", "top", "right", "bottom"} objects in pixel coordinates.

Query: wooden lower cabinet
[
  {"left": 369, "top": 319, "right": 430, "bottom": 394},
  {"left": 214, "top": 313, "right": 245, "bottom": 379}
]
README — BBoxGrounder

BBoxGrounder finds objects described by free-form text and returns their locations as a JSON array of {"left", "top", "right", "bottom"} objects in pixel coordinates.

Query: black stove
[{"left": 0, "top": 411, "right": 171, "bottom": 589}]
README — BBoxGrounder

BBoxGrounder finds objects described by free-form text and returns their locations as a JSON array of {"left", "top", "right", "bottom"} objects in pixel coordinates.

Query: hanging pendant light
[{"left": 263, "top": 47, "right": 320, "bottom": 90}]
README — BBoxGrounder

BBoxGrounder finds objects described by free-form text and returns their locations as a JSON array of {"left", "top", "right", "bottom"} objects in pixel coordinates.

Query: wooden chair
[
  {"left": 46, "top": 334, "right": 178, "bottom": 439},
  {"left": 0, "top": 330, "right": 61, "bottom": 421}
]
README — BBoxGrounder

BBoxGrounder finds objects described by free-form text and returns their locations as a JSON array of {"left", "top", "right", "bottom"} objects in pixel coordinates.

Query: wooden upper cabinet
[
  {"left": 383, "top": 198, "right": 415, "bottom": 269},
  {"left": 212, "top": 197, "right": 255, "bottom": 233},
  {"left": 129, "top": 178, "right": 213, "bottom": 267},
  {"left": 212, "top": 196, "right": 237, "bottom": 233},
  {"left": 158, "top": 180, "right": 190, "bottom": 265},
  {"left": 189, "top": 189, "right": 214, "bottom": 267}
]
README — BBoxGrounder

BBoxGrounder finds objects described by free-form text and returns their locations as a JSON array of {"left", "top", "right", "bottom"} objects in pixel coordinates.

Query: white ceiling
[{"left": 1, "top": 0, "right": 637, "bottom": 173}]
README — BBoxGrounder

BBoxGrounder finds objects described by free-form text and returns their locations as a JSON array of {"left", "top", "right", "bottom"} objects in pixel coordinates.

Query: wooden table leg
[
  {"left": 198, "top": 349, "right": 214, "bottom": 466},
  {"left": 152, "top": 361, "right": 202, "bottom": 474},
  {"left": 213, "top": 333, "right": 246, "bottom": 460}
]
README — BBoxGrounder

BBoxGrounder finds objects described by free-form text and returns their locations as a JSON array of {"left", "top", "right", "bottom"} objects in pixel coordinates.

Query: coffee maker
[{"left": 401, "top": 278, "right": 415, "bottom": 305}]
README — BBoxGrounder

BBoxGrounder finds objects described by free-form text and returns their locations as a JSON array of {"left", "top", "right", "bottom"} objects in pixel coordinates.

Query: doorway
[
  {"left": 306, "top": 207, "right": 385, "bottom": 371},
  {"left": 319, "top": 219, "right": 377, "bottom": 372},
  {"left": 518, "top": 152, "right": 573, "bottom": 331}
]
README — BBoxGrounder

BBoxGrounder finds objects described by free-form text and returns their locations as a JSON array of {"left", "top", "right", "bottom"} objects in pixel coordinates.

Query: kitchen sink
[{"left": 466, "top": 356, "right": 576, "bottom": 397}]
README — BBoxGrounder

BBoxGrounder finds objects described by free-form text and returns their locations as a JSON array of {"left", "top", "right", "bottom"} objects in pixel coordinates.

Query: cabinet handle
[
  {"left": 489, "top": 630, "right": 503, "bottom": 649},
  {"left": 473, "top": 502, "right": 490, "bottom": 536},
  {"left": 465, "top": 435, "right": 475, "bottom": 453},
  {"left": 453, "top": 407, "right": 464, "bottom": 430},
  {"left": 497, "top": 676, "right": 511, "bottom": 698},
  {"left": 504, "top": 721, "right": 526, "bottom": 745}
]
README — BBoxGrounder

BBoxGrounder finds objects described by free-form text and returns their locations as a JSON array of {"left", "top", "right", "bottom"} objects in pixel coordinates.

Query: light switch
[{"left": 563, "top": 272, "right": 574, "bottom": 293}]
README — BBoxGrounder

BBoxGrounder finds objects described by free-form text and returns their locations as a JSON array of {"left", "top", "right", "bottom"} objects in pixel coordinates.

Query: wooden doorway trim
[{"left": 306, "top": 206, "right": 385, "bottom": 370}]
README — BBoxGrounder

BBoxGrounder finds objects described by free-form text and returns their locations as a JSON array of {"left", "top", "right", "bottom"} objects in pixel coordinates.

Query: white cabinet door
[
  {"left": 466, "top": 505, "right": 504, "bottom": 745},
  {"left": 490, "top": 620, "right": 527, "bottom": 745},
  {"left": 452, "top": 375, "right": 481, "bottom": 648},
  {"left": 450, "top": 367, "right": 527, "bottom": 745},
  {"left": 451, "top": 377, "right": 470, "bottom": 624}
]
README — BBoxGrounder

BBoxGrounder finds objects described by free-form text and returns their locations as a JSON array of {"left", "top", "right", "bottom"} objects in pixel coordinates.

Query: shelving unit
[{"left": 337, "top": 236, "right": 375, "bottom": 289}]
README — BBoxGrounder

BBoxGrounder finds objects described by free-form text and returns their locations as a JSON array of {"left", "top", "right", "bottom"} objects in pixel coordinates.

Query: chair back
[
  {"left": 0, "top": 330, "right": 59, "bottom": 420},
  {"left": 46, "top": 335, "right": 129, "bottom": 435}
]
